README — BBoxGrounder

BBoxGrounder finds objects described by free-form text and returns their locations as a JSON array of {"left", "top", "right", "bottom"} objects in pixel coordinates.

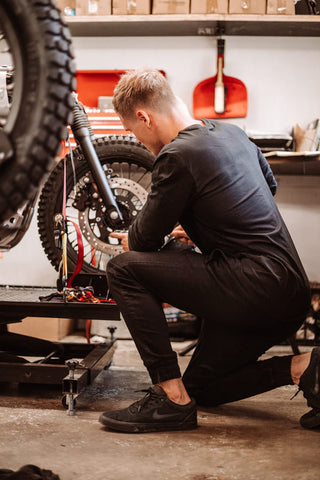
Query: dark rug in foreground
[{"left": 0, "top": 465, "right": 60, "bottom": 480}]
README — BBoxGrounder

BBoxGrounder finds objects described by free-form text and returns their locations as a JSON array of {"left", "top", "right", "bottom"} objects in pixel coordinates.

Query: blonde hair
[{"left": 112, "top": 68, "right": 176, "bottom": 119}]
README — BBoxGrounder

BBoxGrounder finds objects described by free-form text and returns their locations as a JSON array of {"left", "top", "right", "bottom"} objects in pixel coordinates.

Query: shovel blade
[{"left": 193, "top": 74, "right": 247, "bottom": 119}]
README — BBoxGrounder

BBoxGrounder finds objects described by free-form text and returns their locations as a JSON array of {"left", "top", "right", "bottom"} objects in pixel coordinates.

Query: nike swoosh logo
[{"left": 152, "top": 410, "right": 185, "bottom": 421}]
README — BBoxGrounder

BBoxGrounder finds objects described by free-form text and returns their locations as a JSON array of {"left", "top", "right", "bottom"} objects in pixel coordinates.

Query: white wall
[
  {"left": 0, "top": 203, "right": 58, "bottom": 286},
  {"left": 73, "top": 35, "right": 320, "bottom": 132},
  {"left": 0, "top": 35, "right": 320, "bottom": 285},
  {"left": 275, "top": 175, "right": 320, "bottom": 282}
]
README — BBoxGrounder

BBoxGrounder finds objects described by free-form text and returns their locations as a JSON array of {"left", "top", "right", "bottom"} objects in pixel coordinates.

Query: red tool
[{"left": 193, "top": 39, "right": 247, "bottom": 119}]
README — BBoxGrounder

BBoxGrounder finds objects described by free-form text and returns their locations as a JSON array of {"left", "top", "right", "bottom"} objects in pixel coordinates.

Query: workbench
[{"left": 0, "top": 285, "right": 120, "bottom": 413}]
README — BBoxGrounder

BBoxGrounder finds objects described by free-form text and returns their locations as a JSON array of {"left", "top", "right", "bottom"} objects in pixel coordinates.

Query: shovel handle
[
  {"left": 215, "top": 39, "right": 225, "bottom": 114},
  {"left": 216, "top": 38, "right": 225, "bottom": 82},
  {"left": 217, "top": 39, "right": 225, "bottom": 70},
  {"left": 217, "top": 38, "right": 225, "bottom": 56}
]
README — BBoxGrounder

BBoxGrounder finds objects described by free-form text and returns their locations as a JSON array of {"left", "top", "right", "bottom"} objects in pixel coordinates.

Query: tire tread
[{"left": 0, "top": 0, "right": 75, "bottom": 221}]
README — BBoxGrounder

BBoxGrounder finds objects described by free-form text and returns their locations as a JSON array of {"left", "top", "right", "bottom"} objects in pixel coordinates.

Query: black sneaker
[
  {"left": 300, "top": 408, "right": 320, "bottom": 430},
  {"left": 99, "top": 385, "right": 197, "bottom": 433},
  {"left": 299, "top": 347, "right": 320, "bottom": 430}
]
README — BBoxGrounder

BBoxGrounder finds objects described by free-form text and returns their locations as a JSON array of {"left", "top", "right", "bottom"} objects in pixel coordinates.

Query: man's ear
[{"left": 136, "top": 110, "right": 151, "bottom": 127}]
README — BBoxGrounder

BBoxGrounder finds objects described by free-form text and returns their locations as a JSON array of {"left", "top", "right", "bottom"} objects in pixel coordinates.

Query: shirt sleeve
[
  {"left": 256, "top": 145, "right": 277, "bottom": 196},
  {"left": 128, "top": 151, "right": 195, "bottom": 252}
]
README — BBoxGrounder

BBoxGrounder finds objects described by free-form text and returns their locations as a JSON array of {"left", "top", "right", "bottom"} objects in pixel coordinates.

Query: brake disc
[{"left": 78, "top": 176, "right": 148, "bottom": 256}]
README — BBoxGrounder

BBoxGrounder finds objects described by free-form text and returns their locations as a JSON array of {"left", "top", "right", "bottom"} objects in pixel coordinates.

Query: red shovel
[{"left": 193, "top": 39, "right": 247, "bottom": 119}]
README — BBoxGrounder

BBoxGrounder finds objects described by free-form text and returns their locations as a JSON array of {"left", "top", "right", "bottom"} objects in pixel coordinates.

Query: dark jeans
[{"left": 106, "top": 241, "right": 310, "bottom": 406}]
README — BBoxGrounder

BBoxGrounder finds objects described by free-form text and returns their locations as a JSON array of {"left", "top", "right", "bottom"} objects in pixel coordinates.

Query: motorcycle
[
  {"left": 0, "top": 0, "right": 154, "bottom": 276},
  {"left": 37, "top": 105, "right": 154, "bottom": 276}
]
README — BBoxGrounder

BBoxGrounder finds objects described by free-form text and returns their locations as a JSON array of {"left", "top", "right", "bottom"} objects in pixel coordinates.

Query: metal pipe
[{"left": 76, "top": 132, "right": 123, "bottom": 222}]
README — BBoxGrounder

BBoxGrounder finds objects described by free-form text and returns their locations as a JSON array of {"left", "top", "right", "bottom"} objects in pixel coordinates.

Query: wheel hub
[{"left": 78, "top": 176, "right": 148, "bottom": 256}]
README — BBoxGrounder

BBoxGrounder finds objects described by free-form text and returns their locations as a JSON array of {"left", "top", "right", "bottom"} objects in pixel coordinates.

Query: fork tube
[
  {"left": 78, "top": 133, "right": 123, "bottom": 221},
  {"left": 71, "top": 101, "right": 123, "bottom": 222}
]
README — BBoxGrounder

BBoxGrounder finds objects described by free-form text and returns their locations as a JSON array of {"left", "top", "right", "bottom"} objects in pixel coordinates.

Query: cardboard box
[
  {"left": 152, "top": 0, "right": 190, "bottom": 14},
  {"left": 267, "top": 0, "right": 295, "bottom": 14},
  {"left": 294, "top": 120, "right": 320, "bottom": 152},
  {"left": 191, "top": 0, "right": 229, "bottom": 13},
  {"left": 76, "top": 0, "right": 111, "bottom": 15},
  {"left": 8, "top": 317, "right": 75, "bottom": 342},
  {"left": 113, "top": 0, "right": 150, "bottom": 14},
  {"left": 56, "top": 0, "right": 76, "bottom": 15},
  {"left": 229, "top": 0, "right": 266, "bottom": 14}
]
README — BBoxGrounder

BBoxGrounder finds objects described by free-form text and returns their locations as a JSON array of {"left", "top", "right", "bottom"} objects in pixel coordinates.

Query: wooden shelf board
[
  {"left": 65, "top": 14, "right": 320, "bottom": 37},
  {"left": 269, "top": 156, "right": 320, "bottom": 175}
]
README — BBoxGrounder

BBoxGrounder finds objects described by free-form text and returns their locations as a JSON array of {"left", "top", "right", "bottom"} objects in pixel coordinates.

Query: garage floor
[{"left": 0, "top": 338, "right": 319, "bottom": 480}]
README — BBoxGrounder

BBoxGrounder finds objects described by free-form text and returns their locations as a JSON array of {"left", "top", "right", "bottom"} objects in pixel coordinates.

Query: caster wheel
[{"left": 62, "top": 395, "right": 77, "bottom": 409}]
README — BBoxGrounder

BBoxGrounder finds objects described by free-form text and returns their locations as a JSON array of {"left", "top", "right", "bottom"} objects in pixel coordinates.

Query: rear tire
[{"left": 0, "top": 0, "right": 76, "bottom": 221}]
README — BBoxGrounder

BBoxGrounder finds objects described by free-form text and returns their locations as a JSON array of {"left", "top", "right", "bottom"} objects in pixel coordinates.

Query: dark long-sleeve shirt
[{"left": 128, "top": 119, "right": 307, "bottom": 281}]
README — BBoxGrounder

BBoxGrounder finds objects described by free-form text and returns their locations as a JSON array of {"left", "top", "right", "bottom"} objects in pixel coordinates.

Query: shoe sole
[
  {"left": 99, "top": 413, "right": 197, "bottom": 433},
  {"left": 300, "top": 409, "right": 320, "bottom": 430}
]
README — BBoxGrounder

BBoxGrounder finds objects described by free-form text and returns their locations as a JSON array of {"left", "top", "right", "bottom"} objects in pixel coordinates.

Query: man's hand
[
  {"left": 109, "top": 231, "right": 129, "bottom": 252},
  {"left": 170, "top": 226, "right": 194, "bottom": 246},
  {"left": 110, "top": 226, "right": 194, "bottom": 252}
]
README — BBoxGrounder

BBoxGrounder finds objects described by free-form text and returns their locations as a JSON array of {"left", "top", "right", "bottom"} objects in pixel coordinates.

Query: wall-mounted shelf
[
  {"left": 65, "top": 14, "right": 320, "bottom": 37},
  {"left": 269, "top": 156, "right": 320, "bottom": 175}
]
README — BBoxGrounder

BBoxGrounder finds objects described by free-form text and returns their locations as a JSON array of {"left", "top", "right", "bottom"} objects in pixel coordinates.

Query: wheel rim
[{"left": 0, "top": 5, "right": 23, "bottom": 134}]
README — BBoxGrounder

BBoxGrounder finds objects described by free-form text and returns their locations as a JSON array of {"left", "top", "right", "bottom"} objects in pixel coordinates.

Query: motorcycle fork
[{"left": 69, "top": 98, "right": 123, "bottom": 226}]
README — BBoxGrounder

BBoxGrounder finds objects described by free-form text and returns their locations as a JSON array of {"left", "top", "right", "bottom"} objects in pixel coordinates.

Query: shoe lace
[
  {"left": 290, "top": 387, "right": 301, "bottom": 400},
  {"left": 131, "top": 388, "right": 164, "bottom": 413}
]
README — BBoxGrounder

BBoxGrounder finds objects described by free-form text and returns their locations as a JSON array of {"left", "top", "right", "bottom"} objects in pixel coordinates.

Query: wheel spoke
[{"left": 136, "top": 170, "right": 149, "bottom": 184}]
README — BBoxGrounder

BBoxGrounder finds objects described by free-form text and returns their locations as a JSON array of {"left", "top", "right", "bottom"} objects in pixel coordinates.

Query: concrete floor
[{"left": 0, "top": 339, "right": 319, "bottom": 480}]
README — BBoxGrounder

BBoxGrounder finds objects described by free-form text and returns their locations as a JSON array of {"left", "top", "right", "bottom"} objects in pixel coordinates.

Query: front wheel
[{"left": 37, "top": 136, "right": 154, "bottom": 275}]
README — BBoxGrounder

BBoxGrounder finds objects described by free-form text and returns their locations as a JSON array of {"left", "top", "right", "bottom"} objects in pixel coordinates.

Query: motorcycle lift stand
[{"left": 0, "top": 285, "right": 120, "bottom": 415}]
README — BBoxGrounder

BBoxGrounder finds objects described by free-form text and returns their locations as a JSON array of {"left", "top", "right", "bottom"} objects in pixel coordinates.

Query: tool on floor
[{"left": 193, "top": 38, "right": 247, "bottom": 119}]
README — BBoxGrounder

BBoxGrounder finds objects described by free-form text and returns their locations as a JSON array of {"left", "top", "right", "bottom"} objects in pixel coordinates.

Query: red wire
[{"left": 86, "top": 319, "right": 92, "bottom": 344}]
